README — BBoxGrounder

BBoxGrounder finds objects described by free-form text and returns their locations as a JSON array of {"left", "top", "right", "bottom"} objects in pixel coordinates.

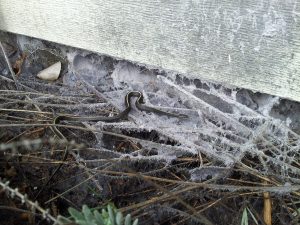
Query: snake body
[
  {"left": 34, "top": 91, "right": 187, "bottom": 199},
  {"left": 55, "top": 91, "right": 187, "bottom": 123}
]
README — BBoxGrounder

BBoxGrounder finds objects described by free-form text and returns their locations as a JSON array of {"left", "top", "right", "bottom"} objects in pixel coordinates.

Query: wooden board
[{"left": 0, "top": 0, "right": 300, "bottom": 101}]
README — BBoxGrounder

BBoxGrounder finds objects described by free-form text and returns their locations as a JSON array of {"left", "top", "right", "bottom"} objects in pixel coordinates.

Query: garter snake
[{"left": 34, "top": 91, "right": 187, "bottom": 199}]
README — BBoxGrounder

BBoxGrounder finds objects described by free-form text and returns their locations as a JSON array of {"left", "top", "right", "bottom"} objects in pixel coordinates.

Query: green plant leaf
[
  {"left": 56, "top": 215, "right": 73, "bottom": 224},
  {"left": 132, "top": 219, "right": 138, "bottom": 225},
  {"left": 124, "top": 214, "right": 131, "bottom": 225},
  {"left": 102, "top": 208, "right": 108, "bottom": 218},
  {"left": 68, "top": 207, "right": 85, "bottom": 222},
  {"left": 115, "top": 212, "right": 123, "bottom": 225},
  {"left": 75, "top": 219, "right": 90, "bottom": 225},
  {"left": 82, "top": 205, "right": 94, "bottom": 223},
  {"left": 66, "top": 204, "right": 138, "bottom": 225},
  {"left": 94, "top": 210, "right": 105, "bottom": 225},
  {"left": 108, "top": 205, "right": 116, "bottom": 225},
  {"left": 241, "top": 207, "right": 248, "bottom": 225}
]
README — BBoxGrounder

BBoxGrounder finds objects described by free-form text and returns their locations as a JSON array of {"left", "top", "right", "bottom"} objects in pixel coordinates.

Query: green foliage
[
  {"left": 241, "top": 207, "right": 248, "bottom": 225},
  {"left": 241, "top": 207, "right": 258, "bottom": 225},
  {"left": 58, "top": 204, "right": 138, "bottom": 225}
]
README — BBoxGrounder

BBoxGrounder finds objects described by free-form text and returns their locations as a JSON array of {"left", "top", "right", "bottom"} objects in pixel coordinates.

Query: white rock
[{"left": 37, "top": 61, "right": 61, "bottom": 81}]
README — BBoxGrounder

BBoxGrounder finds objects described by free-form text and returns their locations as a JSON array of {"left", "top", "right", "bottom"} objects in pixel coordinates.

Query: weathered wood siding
[{"left": 0, "top": 1, "right": 299, "bottom": 101}]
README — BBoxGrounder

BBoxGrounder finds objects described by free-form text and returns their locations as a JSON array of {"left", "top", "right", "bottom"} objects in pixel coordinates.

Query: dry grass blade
[{"left": 0, "top": 41, "right": 18, "bottom": 89}]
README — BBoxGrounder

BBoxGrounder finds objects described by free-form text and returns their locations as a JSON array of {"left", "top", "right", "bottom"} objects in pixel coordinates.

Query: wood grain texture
[{"left": 0, "top": 0, "right": 300, "bottom": 101}]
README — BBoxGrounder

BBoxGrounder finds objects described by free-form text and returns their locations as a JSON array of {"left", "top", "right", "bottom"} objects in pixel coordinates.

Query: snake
[{"left": 34, "top": 91, "right": 187, "bottom": 199}]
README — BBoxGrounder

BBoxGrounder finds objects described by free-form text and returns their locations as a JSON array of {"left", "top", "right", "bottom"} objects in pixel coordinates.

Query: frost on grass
[
  {"left": 64, "top": 53, "right": 300, "bottom": 185},
  {"left": 2, "top": 33, "right": 300, "bottom": 192}
]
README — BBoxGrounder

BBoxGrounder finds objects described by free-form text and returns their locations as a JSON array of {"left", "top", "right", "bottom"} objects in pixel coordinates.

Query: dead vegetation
[{"left": 1, "top": 32, "right": 300, "bottom": 225}]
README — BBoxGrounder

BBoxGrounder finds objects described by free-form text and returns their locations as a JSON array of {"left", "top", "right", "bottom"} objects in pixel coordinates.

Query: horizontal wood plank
[{"left": 0, "top": 0, "right": 299, "bottom": 101}]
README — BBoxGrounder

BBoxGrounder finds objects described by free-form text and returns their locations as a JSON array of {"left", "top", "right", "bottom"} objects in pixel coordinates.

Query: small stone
[{"left": 37, "top": 61, "right": 61, "bottom": 81}]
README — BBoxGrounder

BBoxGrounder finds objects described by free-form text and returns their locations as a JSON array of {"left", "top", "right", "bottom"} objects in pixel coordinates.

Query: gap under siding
[{"left": 0, "top": 0, "right": 299, "bottom": 101}]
